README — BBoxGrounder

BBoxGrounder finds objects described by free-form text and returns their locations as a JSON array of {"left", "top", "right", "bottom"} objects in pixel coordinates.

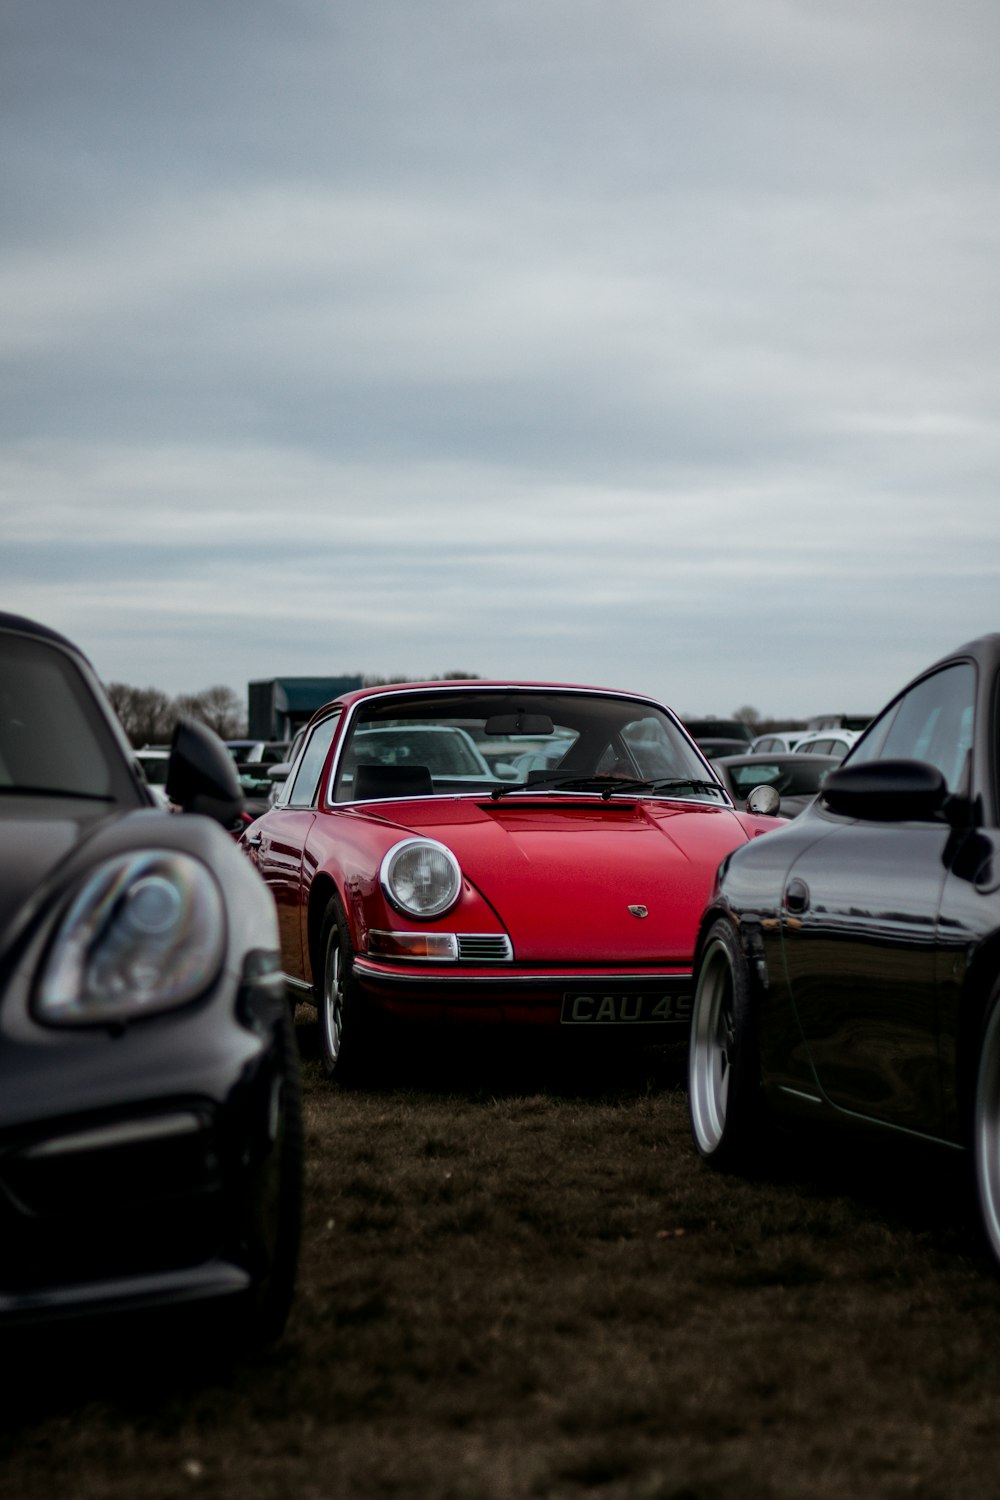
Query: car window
[
  {"left": 285, "top": 714, "right": 341, "bottom": 807},
  {"left": 0, "top": 634, "right": 137, "bottom": 801},
  {"left": 850, "top": 663, "right": 976, "bottom": 793}
]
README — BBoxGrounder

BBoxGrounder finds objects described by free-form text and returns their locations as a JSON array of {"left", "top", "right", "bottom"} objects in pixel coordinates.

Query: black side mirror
[
  {"left": 166, "top": 719, "right": 245, "bottom": 827},
  {"left": 820, "top": 758, "right": 948, "bottom": 821}
]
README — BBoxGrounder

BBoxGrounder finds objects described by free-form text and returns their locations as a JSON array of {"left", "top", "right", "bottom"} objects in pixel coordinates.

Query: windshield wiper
[
  {"left": 600, "top": 776, "right": 728, "bottom": 800},
  {"left": 490, "top": 774, "right": 623, "bottom": 800},
  {"left": 490, "top": 774, "right": 727, "bottom": 802}
]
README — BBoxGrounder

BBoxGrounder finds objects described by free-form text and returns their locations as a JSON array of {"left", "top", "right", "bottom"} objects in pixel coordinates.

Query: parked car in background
[
  {"left": 683, "top": 718, "right": 754, "bottom": 762},
  {"left": 750, "top": 730, "right": 806, "bottom": 754},
  {"left": 0, "top": 612, "right": 302, "bottom": 1344},
  {"left": 713, "top": 752, "right": 840, "bottom": 818},
  {"left": 224, "top": 739, "right": 291, "bottom": 765},
  {"left": 793, "top": 728, "right": 861, "bottom": 759},
  {"left": 134, "top": 745, "right": 172, "bottom": 806},
  {"left": 687, "top": 632, "right": 1000, "bottom": 1270},
  {"left": 243, "top": 680, "right": 782, "bottom": 1081}
]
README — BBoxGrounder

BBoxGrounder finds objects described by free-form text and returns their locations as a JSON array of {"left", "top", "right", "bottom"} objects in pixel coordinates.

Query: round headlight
[
  {"left": 35, "top": 851, "right": 226, "bottom": 1025},
  {"left": 379, "top": 838, "right": 462, "bottom": 919}
]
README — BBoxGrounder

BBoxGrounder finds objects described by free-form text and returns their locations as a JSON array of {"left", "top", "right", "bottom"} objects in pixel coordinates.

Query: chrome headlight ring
[
  {"left": 379, "top": 838, "right": 462, "bottom": 920},
  {"left": 34, "top": 850, "right": 227, "bottom": 1026}
]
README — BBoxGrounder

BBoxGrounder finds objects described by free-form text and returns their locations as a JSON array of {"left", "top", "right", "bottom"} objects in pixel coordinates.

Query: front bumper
[
  {"left": 0, "top": 980, "right": 286, "bottom": 1326},
  {"left": 351, "top": 957, "right": 694, "bottom": 1028}
]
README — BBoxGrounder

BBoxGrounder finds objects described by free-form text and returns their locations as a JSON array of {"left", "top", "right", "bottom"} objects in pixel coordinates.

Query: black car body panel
[
  {"left": 0, "top": 612, "right": 301, "bottom": 1337},
  {"left": 693, "top": 633, "right": 1000, "bottom": 1152}
]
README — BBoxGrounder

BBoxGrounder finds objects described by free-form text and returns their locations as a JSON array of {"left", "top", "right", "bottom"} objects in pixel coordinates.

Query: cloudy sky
[{"left": 2, "top": 0, "right": 998, "bottom": 720}]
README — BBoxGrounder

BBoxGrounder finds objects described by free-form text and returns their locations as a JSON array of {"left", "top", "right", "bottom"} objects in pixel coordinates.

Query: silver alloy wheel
[
  {"left": 975, "top": 996, "right": 1000, "bottom": 1267},
  {"left": 689, "top": 933, "right": 735, "bottom": 1156},
  {"left": 322, "top": 929, "right": 344, "bottom": 1070}
]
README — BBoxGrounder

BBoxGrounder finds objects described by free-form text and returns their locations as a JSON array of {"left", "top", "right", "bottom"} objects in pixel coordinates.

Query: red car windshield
[{"left": 333, "top": 689, "right": 726, "bottom": 803}]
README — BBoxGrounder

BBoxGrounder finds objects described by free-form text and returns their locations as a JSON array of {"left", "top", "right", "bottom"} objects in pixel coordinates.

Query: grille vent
[{"left": 456, "top": 934, "right": 513, "bottom": 962}]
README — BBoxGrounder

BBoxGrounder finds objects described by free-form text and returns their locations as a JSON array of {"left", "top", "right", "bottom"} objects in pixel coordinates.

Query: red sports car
[{"left": 243, "top": 681, "right": 781, "bottom": 1078}]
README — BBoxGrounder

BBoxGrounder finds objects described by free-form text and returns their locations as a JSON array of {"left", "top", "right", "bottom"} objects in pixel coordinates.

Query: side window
[
  {"left": 851, "top": 664, "right": 975, "bottom": 793},
  {"left": 285, "top": 714, "right": 341, "bottom": 807}
]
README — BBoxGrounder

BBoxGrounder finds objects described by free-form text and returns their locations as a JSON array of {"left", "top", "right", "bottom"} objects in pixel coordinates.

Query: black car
[
  {"left": 0, "top": 613, "right": 301, "bottom": 1342},
  {"left": 682, "top": 719, "right": 754, "bottom": 763},
  {"left": 688, "top": 633, "right": 1000, "bottom": 1266}
]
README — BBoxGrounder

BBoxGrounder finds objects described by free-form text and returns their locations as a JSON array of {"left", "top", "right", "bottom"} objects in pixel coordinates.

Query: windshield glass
[
  {"left": 0, "top": 633, "right": 138, "bottom": 801},
  {"left": 332, "top": 689, "right": 727, "bottom": 804}
]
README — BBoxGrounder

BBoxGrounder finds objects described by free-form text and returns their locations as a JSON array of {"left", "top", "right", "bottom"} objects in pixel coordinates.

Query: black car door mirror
[
  {"left": 820, "top": 758, "right": 948, "bottom": 821},
  {"left": 166, "top": 719, "right": 245, "bottom": 826}
]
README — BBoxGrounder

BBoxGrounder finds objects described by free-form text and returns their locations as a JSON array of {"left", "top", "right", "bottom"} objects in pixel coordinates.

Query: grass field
[{"left": 3, "top": 1012, "right": 1000, "bottom": 1500}]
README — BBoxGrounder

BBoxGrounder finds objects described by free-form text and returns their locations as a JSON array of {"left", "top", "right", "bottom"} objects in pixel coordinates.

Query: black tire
[
  {"left": 688, "top": 917, "right": 762, "bottom": 1170},
  {"left": 236, "top": 1003, "right": 304, "bottom": 1348},
  {"left": 317, "top": 896, "right": 375, "bottom": 1083},
  {"left": 973, "top": 984, "right": 1000, "bottom": 1270}
]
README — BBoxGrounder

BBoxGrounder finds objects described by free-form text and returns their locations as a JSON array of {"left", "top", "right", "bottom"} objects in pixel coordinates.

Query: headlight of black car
[
  {"left": 34, "top": 851, "right": 226, "bottom": 1025},
  {"left": 379, "top": 838, "right": 462, "bottom": 919}
]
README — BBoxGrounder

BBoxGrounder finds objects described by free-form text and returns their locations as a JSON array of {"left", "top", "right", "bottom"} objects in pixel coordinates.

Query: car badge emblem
[{"left": 628, "top": 904, "right": 649, "bottom": 919}]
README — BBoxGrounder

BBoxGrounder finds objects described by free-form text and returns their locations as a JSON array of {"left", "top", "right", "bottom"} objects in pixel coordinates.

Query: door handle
[{"left": 784, "top": 877, "right": 809, "bottom": 915}]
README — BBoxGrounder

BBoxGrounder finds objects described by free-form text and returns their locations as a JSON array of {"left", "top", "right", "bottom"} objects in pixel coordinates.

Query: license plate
[{"left": 561, "top": 992, "right": 692, "bottom": 1025}]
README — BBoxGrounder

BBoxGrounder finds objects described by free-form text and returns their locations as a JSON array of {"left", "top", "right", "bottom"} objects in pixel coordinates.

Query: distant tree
[
  {"left": 175, "top": 685, "right": 246, "bottom": 739},
  {"left": 732, "top": 705, "right": 761, "bottom": 730},
  {"left": 105, "top": 683, "right": 175, "bottom": 747}
]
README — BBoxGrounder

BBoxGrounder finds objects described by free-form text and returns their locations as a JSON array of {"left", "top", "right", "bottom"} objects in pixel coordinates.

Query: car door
[
  {"left": 251, "top": 711, "right": 341, "bottom": 980},
  {"left": 778, "top": 663, "right": 976, "bottom": 1132}
]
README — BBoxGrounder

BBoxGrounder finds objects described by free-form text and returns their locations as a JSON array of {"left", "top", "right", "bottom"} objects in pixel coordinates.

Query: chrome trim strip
[
  {"left": 284, "top": 974, "right": 314, "bottom": 994},
  {"left": 352, "top": 959, "right": 690, "bottom": 988},
  {"left": 0, "top": 1260, "right": 251, "bottom": 1318},
  {"left": 23, "top": 1112, "right": 203, "bottom": 1159},
  {"left": 774, "top": 1085, "right": 823, "bottom": 1105}
]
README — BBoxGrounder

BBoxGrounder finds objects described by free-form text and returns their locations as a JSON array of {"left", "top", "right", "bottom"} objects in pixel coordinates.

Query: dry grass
[{"left": 3, "top": 1013, "right": 1000, "bottom": 1500}]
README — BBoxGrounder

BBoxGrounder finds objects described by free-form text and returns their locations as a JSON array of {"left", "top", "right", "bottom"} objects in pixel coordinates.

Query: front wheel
[
  {"left": 317, "top": 896, "right": 378, "bottom": 1083},
  {"left": 688, "top": 917, "right": 762, "bottom": 1170},
  {"left": 972, "top": 985, "right": 1000, "bottom": 1269}
]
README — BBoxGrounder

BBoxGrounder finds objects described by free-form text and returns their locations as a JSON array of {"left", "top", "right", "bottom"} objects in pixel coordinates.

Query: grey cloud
[{"left": 1, "top": 0, "right": 999, "bottom": 717}]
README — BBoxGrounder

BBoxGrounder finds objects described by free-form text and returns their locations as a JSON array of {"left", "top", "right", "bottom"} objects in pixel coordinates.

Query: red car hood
[{"left": 382, "top": 797, "right": 751, "bottom": 964}]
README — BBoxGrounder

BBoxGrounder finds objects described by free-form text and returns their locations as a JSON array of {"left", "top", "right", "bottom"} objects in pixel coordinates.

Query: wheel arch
[
  {"left": 306, "top": 872, "right": 348, "bottom": 988},
  {"left": 955, "top": 932, "right": 1000, "bottom": 1136},
  {"left": 693, "top": 900, "right": 747, "bottom": 977}
]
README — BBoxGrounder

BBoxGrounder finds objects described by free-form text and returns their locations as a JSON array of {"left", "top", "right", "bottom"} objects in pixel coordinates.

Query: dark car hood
[{"left": 0, "top": 798, "right": 122, "bottom": 945}]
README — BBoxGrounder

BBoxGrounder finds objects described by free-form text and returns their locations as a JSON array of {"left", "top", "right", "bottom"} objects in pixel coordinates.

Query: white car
[
  {"left": 750, "top": 731, "right": 805, "bottom": 754},
  {"left": 134, "top": 746, "right": 172, "bottom": 806},
  {"left": 792, "top": 728, "right": 861, "bottom": 760}
]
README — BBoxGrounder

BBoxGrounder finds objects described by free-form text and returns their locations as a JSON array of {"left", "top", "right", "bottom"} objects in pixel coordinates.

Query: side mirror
[
  {"left": 746, "top": 784, "right": 781, "bottom": 817},
  {"left": 820, "top": 758, "right": 948, "bottom": 821},
  {"left": 166, "top": 719, "right": 245, "bottom": 827}
]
